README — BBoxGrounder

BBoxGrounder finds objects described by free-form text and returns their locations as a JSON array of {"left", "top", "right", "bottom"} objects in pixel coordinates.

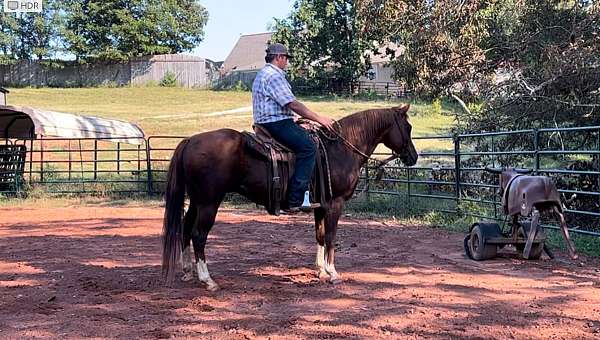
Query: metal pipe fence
[
  {"left": 1, "top": 126, "right": 598, "bottom": 237},
  {"left": 360, "top": 126, "right": 600, "bottom": 237},
  {"left": 2, "top": 136, "right": 148, "bottom": 195}
]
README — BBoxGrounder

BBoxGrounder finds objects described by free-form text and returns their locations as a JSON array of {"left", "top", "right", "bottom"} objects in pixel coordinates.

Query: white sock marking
[{"left": 315, "top": 245, "right": 325, "bottom": 268}]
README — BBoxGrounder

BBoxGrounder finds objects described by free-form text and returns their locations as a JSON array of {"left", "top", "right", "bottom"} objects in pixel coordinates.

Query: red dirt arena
[{"left": 0, "top": 205, "right": 599, "bottom": 339}]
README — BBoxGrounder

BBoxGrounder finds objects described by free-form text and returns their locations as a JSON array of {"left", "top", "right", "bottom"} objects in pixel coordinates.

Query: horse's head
[{"left": 382, "top": 104, "right": 418, "bottom": 166}]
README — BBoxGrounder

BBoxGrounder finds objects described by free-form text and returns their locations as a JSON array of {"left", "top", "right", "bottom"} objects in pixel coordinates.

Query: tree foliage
[
  {"left": 63, "top": 0, "right": 208, "bottom": 62},
  {"left": 277, "top": 0, "right": 599, "bottom": 130},
  {"left": 0, "top": 0, "right": 61, "bottom": 62},
  {"left": 0, "top": 12, "right": 19, "bottom": 63},
  {"left": 466, "top": 0, "right": 600, "bottom": 131},
  {"left": 271, "top": 0, "right": 377, "bottom": 88},
  {"left": 355, "top": 0, "right": 599, "bottom": 130},
  {"left": 355, "top": 0, "right": 499, "bottom": 97},
  {"left": 0, "top": 0, "right": 208, "bottom": 62},
  {"left": 18, "top": 0, "right": 61, "bottom": 60}
]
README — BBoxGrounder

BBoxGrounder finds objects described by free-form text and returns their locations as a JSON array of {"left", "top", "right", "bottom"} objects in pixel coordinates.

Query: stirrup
[{"left": 300, "top": 191, "right": 320, "bottom": 211}]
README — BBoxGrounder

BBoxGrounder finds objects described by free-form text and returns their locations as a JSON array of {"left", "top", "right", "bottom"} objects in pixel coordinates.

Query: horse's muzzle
[{"left": 400, "top": 147, "right": 418, "bottom": 166}]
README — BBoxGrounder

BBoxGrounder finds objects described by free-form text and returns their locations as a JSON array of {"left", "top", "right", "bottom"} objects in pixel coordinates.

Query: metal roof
[{"left": 0, "top": 105, "right": 145, "bottom": 144}]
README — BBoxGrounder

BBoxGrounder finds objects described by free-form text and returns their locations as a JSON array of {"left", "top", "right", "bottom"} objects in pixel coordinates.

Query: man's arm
[{"left": 287, "top": 100, "right": 335, "bottom": 131}]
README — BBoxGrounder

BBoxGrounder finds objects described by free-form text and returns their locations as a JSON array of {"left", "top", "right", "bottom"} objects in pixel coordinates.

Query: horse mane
[{"left": 336, "top": 107, "right": 396, "bottom": 143}]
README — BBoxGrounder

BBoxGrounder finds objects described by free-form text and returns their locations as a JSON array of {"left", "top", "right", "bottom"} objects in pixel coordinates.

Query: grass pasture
[
  {"left": 4, "top": 86, "right": 456, "bottom": 198},
  {"left": 7, "top": 87, "right": 456, "bottom": 151}
]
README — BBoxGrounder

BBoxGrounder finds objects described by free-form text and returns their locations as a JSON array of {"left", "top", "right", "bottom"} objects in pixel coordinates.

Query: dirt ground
[{"left": 0, "top": 205, "right": 599, "bottom": 339}]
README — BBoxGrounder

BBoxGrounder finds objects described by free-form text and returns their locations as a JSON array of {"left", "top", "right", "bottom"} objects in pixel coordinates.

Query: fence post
[
  {"left": 597, "top": 128, "right": 600, "bottom": 208},
  {"left": 534, "top": 129, "right": 540, "bottom": 175},
  {"left": 145, "top": 140, "right": 153, "bottom": 195},
  {"left": 93, "top": 140, "right": 98, "bottom": 180},
  {"left": 407, "top": 167, "right": 411, "bottom": 208},
  {"left": 116, "top": 142, "right": 121, "bottom": 175},
  {"left": 129, "top": 61, "right": 133, "bottom": 86},
  {"left": 364, "top": 163, "right": 370, "bottom": 201},
  {"left": 137, "top": 145, "right": 141, "bottom": 192},
  {"left": 29, "top": 138, "right": 33, "bottom": 183},
  {"left": 68, "top": 140, "right": 72, "bottom": 180},
  {"left": 491, "top": 135, "right": 497, "bottom": 218},
  {"left": 454, "top": 134, "right": 461, "bottom": 214},
  {"left": 40, "top": 136, "right": 44, "bottom": 183}
]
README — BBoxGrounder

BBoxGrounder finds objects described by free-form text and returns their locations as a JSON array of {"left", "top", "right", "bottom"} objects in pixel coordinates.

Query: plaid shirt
[{"left": 252, "top": 63, "right": 296, "bottom": 124}]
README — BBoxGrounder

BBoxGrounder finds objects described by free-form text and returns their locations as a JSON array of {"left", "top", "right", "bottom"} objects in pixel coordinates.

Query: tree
[
  {"left": 456, "top": 0, "right": 600, "bottom": 132},
  {"left": 16, "top": 0, "right": 62, "bottom": 60},
  {"left": 356, "top": 0, "right": 599, "bottom": 131},
  {"left": 62, "top": 0, "right": 208, "bottom": 62},
  {"left": 355, "top": 0, "right": 495, "bottom": 97},
  {"left": 272, "top": 0, "right": 376, "bottom": 90},
  {"left": 0, "top": 1, "right": 61, "bottom": 61},
  {"left": 0, "top": 12, "right": 19, "bottom": 63}
]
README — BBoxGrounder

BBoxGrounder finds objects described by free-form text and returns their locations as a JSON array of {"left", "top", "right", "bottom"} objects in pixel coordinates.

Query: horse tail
[{"left": 162, "top": 137, "right": 190, "bottom": 282}]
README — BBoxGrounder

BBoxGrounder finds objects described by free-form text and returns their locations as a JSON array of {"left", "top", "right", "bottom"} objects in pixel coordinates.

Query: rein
[{"left": 318, "top": 116, "right": 402, "bottom": 171}]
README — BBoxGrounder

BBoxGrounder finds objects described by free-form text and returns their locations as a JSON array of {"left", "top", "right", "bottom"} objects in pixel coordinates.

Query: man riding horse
[
  {"left": 252, "top": 43, "right": 335, "bottom": 213},
  {"left": 162, "top": 44, "right": 418, "bottom": 290}
]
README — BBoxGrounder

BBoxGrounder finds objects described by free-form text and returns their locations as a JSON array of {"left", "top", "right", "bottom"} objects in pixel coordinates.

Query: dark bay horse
[{"left": 162, "top": 104, "right": 418, "bottom": 290}]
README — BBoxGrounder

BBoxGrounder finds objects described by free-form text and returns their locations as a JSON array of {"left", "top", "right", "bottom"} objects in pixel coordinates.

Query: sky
[{"left": 192, "top": 0, "right": 295, "bottom": 62}]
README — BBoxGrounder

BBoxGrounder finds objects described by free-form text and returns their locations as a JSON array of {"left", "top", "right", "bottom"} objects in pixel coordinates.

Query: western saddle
[{"left": 242, "top": 122, "right": 330, "bottom": 215}]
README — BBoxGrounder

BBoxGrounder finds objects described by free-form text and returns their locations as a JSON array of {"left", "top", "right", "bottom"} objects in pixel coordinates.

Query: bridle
[{"left": 318, "top": 112, "right": 408, "bottom": 170}]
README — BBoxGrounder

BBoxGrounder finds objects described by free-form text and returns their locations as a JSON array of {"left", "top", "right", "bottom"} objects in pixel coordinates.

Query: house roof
[
  {"left": 222, "top": 32, "right": 273, "bottom": 73},
  {"left": 0, "top": 105, "right": 145, "bottom": 144}
]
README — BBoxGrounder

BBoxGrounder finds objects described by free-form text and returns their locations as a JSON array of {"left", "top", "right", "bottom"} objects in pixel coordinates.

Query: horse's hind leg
[
  {"left": 191, "top": 203, "right": 220, "bottom": 291},
  {"left": 180, "top": 202, "right": 197, "bottom": 282},
  {"left": 323, "top": 199, "right": 343, "bottom": 284}
]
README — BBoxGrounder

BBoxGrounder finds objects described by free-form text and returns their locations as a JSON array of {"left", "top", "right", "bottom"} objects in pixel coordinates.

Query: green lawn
[{"left": 6, "top": 87, "right": 456, "bottom": 152}]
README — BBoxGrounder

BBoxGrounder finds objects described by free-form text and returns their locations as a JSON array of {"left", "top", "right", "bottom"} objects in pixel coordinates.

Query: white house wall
[{"left": 359, "top": 63, "right": 395, "bottom": 83}]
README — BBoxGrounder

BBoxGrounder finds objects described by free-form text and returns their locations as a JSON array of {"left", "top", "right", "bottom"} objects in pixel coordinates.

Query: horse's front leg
[
  {"left": 314, "top": 207, "right": 328, "bottom": 280},
  {"left": 323, "top": 199, "right": 344, "bottom": 284}
]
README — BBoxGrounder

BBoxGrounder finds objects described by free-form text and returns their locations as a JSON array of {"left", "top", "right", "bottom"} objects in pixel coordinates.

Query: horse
[{"left": 162, "top": 104, "right": 418, "bottom": 290}]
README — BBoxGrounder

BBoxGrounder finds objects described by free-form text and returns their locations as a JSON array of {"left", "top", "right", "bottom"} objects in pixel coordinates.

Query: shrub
[
  {"left": 232, "top": 80, "right": 249, "bottom": 91},
  {"left": 431, "top": 98, "right": 443, "bottom": 115},
  {"left": 160, "top": 71, "right": 178, "bottom": 87}
]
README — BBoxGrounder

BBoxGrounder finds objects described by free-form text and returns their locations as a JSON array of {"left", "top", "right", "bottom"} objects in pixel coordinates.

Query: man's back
[{"left": 252, "top": 64, "right": 296, "bottom": 124}]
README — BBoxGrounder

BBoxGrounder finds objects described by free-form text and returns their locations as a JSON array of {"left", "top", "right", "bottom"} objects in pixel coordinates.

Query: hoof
[
  {"left": 329, "top": 275, "right": 343, "bottom": 285},
  {"left": 206, "top": 283, "right": 220, "bottom": 292},
  {"left": 318, "top": 269, "right": 330, "bottom": 281},
  {"left": 181, "top": 272, "right": 195, "bottom": 282}
]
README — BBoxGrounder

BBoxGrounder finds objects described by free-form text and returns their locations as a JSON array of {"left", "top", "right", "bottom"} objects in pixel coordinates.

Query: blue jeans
[{"left": 260, "top": 119, "right": 316, "bottom": 206}]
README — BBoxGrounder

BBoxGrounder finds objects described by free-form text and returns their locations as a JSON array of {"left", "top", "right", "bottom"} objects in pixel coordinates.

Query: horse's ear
[{"left": 394, "top": 103, "right": 410, "bottom": 115}]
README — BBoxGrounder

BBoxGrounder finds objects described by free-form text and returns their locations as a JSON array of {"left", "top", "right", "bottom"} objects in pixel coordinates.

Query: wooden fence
[{"left": 0, "top": 54, "right": 214, "bottom": 88}]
